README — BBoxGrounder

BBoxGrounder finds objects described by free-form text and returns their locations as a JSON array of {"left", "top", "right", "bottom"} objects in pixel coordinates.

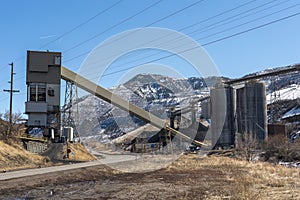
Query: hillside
[{"left": 0, "top": 140, "right": 48, "bottom": 171}]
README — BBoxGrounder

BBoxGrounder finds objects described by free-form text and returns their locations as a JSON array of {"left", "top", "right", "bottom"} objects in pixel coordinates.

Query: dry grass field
[
  {"left": 0, "top": 140, "right": 97, "bottom": 173},
  {"left": 0, "top": 140, "right": 47, "bottom": 171},
  {"left": 0, "top": 153, "right": 299, "bottom": 199}
]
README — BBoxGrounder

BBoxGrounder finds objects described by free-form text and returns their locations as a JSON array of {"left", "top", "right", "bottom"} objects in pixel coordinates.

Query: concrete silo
[
  {"left": 236, "top": 81, "right": 267, "bottom": 141},
  {"left": 210, "top": 86, "right": 236, "bottom": 148}
]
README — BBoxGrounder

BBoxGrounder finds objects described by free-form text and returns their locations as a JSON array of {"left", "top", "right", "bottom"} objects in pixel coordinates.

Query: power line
[
  {"left": 196, "top": 3, "right": 300, "bottom": 40},
  {"left": 5, "top": 0, "right": 298, "bottom": 88},
  {"left": 146, "top": 0, "right": 206, "bottom": 27},
  {"left": 64, "top": 0, "right": 164, "bottom": 53},
  {"left": 39, "top": 0, "right": 123, "bottom": 50},
  {"left": 0, "top": 56, "right": 24, "bottom": 72},
  {"left": 201, "top": 11, "right": 300, "bottom": 46},
  {"left": 145, "top": 1, "right": 298, "bottom": 57},
  {"left": 131, "top": 0, "right": 286, "bottom": 51},
  {"left": 67, "top": 0, "right": 293, "bottom": 77},
  {"left": 100, "top": 11, "right": 300, "bottom": 77},
  {"left": 130, "top": 0, "right": 262, "bottom": 50},
  {"left": 184, "top": 0, "right": 287, "bottom": 38},
  {"left": 0, "top": 1, "right": 123, "bottom": 85},
  {"left": 104, "top": 0, "right": 291, "bottom": 73},
  {"left": 60, "top": 7, "right": 300, "bottom": 89},
  {"left": 62, "top": 0, "right": 274, "bottom": 65},
  {"left": 63, "top": 0, "right": 206, "bottom": 63},
  {"left": 2, "top": 1, "right": 298, "bottom": 88},
  {"left": 0, "top": 1, "right": 123, "bottom": 75},
  {"left": 3, "top": 63, "right": 19, "bottom": 136},
  {"left": 178, "top": 0, "right": 258, "bottom": 32},
  {"left": 90, "top": 0, "right": 207, "bottom": 54},
  {"left": 0, "top": 66, "right": 25, "bottom": 85}
]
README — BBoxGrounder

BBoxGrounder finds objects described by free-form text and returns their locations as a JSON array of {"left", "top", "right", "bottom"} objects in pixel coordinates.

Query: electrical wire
[
  {"left": 81, "top": 0, "right": 207, "bottom": 56},
  {"left": 63, "top": 0, "right": 254, "bottom": 63},
  {"left": 1, "top": 1, "right": 298, "bottom": 92},
  {"left": 52, "top": 9, "right": 300, "bottom": 91},
  {"left": 178, "top": 0, "right": 258, "bottom": 32},
  {"left": 64, "top": 0, "right": 164, "bottom": 53},
  {"left": 114, "top": 0, "right": 297, "bottom": 68},
  {"left": 197, "top": 3, "right": 300, "bottom": 40},
  {"left": 39, "top": 0, "right": 123, "bottom": 50},
  {"left": 66, "top": 0, "right": 293, "bottom": 78},
  {"left": 0, "top": 1, "right": 123, "bottom": 76},
  {"left": 100, "top": 11, "right": 300, "bottom": 78},
  {"left": 1, "top": 1, "right": 299, "bottom": 108},
  {"left": 63, "top": 0, "right": 279, "bottom": 66}
]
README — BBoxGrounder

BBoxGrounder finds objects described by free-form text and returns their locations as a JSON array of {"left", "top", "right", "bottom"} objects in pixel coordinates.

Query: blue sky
[{"left": 0, "top": 0, "right": 300, "bottom": 115}]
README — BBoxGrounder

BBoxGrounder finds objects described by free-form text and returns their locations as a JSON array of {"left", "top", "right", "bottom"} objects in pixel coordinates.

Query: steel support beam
[{"left": 60, "top": 66, "right": 166, "bottom": 129}]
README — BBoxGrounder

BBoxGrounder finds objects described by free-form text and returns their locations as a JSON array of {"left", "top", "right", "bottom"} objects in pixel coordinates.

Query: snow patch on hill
[{"left": 266, "top": 84, "right": 300, "bottom": 104}]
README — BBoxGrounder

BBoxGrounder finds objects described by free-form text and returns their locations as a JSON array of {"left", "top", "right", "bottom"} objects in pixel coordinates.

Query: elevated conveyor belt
[
  {"left": 61, "top": 66, "right": 166, "bottom": 129},
  {"left": 60, "top": 66, "right": 207, "bottom": 146}
]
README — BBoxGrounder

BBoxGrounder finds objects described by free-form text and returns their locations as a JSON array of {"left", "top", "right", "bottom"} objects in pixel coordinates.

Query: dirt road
[
  {"left": 0, "top": 154, "right": 299, "bottom": 199},
  {"left": 0, "top": 152, "right": 136, "bottom": 181}
]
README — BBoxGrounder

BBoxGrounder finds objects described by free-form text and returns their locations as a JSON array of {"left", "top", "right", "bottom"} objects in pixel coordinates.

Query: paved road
[{"left": 0, "top": 153, "right": 136, "bottom": 181}]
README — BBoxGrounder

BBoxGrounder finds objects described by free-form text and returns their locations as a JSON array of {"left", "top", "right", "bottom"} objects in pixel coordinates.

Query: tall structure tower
[
  {"left": 210, "top": 86, "right": 236, "bottom": 148},
  {"left": 236, "top": 81, "right": 267, "bottom": 141},
  {"left": 25, "top": 51, "right": 61, "bottom": 139}
]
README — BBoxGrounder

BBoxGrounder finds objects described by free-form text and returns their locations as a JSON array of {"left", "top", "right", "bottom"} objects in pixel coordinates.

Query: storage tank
[
  {"left": 210, "top": 86, "right": 236, "bottom": 148},
  {"left": 236, "top": 81, "right": 267, "bottom": 141}
]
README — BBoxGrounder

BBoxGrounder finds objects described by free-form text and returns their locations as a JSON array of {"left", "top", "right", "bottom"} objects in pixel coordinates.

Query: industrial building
[
  {"left": 209, "top": 81, "right": 267, "bottom": 148},
  {"left": 25, "top": 51, "right": 61, "bottom": 138},
  {"left": 24, "top": 50, "right": 269, "bottom": 150}
]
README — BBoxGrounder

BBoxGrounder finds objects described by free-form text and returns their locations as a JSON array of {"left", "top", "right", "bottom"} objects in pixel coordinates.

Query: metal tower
[{"left": 62, "top": 81, "right": 79, "bottom": 138}]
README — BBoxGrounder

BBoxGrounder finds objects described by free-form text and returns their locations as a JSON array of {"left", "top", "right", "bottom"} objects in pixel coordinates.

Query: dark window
[
  {"left": 48, "top": 88, "right": 55, "bottom": 96},
  {"left": 29, "top": 83, "right": 36, "bottom": 101},
  {"left": 37, "top": 83, "right": 46, "bottom": 101},
  {"left": 29, "top": 83, "right": 46, "bottom": 102}
]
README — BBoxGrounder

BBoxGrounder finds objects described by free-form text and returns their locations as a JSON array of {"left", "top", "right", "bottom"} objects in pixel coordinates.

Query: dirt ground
[{"left": 0, "top": 154, "right": 299, "bottom": 200}]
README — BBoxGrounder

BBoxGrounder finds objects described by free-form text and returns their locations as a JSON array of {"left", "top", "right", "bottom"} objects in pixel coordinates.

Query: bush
[{"left": 262, "top": 135, "right": 300, "bottom": 162}]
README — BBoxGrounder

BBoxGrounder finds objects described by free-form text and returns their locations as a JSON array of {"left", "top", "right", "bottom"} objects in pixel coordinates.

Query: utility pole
[{"left": 3, "top": 62, "right": 19, "bottom": 136}]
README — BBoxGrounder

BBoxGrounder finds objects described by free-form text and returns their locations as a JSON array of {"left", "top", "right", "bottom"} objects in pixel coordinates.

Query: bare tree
[
  {"left": 235, "top": 132, "right": 258, "bottom": 162},
  {"left": 0, "top": 111, "right": 24, "bottom": 140}
]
